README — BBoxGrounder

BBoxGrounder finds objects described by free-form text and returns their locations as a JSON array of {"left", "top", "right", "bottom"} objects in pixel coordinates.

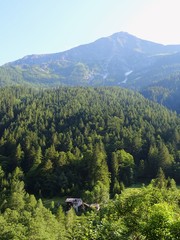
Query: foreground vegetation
[{"left": 0, "top": 167, "right": 179, "bottom": 239}]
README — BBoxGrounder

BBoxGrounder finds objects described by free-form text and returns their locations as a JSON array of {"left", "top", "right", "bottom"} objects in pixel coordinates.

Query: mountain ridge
[
  {"left": 1, "top": 31, "right": 180, "bottom": 90},
  {"left": 7, "top": 32, "right": 180, "bottom": 66}
]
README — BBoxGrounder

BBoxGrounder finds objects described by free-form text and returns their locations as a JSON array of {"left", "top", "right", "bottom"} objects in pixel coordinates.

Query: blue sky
[{"left": 0, "top": 0, "right": 180, "bottom": 65}]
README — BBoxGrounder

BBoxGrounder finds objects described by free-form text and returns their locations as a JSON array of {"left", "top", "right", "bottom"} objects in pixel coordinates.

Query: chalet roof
[{"left": 65, "top": 198, "right": 83, "bottom": 203}]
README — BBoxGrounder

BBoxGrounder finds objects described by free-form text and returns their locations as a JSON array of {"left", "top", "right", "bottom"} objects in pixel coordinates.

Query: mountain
[{"left": 1, "top": 32, "right": 180, "bottom": 88}]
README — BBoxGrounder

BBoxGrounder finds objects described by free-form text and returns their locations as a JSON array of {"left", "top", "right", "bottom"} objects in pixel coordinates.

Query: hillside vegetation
[{"left": 0, "top": 86, "right": 179, "bottom": 198}]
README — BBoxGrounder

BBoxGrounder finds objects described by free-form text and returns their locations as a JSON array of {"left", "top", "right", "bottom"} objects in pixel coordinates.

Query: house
[
  {"left": 65, "top": 198, "right": 100, "bottom": 212},
  {"left": 65, "top": 198, "right": 83, "bottom": 212}
]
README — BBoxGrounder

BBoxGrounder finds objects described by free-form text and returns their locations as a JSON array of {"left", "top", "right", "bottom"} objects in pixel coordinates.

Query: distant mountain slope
[
  {"left": 1, "top": 32, "right": 180, "bottom": 88},
  {"left": 141, "top": 74, "right": 180, "bottom": 114}
]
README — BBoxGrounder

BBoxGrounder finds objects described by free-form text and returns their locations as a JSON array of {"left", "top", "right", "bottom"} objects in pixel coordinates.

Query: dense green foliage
[
  {"left": 0, "top": 167, "right": 179, "bottom": 239},
  {"left": 0, "top": 86, "right": 179, "bottom": 199}
]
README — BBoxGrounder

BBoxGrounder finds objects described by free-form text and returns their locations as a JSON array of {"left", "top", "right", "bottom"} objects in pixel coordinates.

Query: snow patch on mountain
[{"left": 121, "top": 70, "right": 133, "bottom": 83}]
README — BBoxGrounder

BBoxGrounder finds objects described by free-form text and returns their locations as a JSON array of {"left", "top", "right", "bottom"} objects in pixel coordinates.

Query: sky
[{"left": 0, "top": 0, "right": 180, "bottom": 65}]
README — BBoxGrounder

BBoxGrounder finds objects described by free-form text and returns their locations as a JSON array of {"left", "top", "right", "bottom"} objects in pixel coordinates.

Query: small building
[
  {"left": 65, "top": 198, "right": 100, "bottom": 213},
  {"left": 65, "top": 198, "right": 83, "bottom": 212}
]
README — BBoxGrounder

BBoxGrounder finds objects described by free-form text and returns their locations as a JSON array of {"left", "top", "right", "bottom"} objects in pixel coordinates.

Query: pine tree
[
  {"left": 90, "top": 141, "right": 110, "bottom": 190},
  {"left": 154, "top": 168, "right": 167, "bottom": 189}
]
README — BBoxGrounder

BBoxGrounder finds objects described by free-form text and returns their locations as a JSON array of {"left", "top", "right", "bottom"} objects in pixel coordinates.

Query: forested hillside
[
  {"left": 0, "top": 86, "right": 179, "bottom": 198},
  {"left": 0, "top": 86, "right": 180, "bottom": 239},
  {"left": 141, "top": 74, "right": 180, "bottom": 114}
]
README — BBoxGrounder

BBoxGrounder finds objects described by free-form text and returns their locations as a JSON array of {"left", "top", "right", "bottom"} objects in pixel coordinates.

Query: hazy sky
[{"left": 0, "top": 0, "right": 180, "bottom": 65}]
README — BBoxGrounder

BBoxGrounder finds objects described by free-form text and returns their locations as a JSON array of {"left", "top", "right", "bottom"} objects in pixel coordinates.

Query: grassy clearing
[{"left": 42, "top": 196, "right": 67, "bottom": 208}]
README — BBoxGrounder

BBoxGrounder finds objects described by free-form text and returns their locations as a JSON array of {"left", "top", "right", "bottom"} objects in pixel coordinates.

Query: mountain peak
[
  {"left": 111, "top": 31, "right": 134, "bottom": 38},
  {"left": 2, "top": 32, "right": 180, "bottom": 89}
]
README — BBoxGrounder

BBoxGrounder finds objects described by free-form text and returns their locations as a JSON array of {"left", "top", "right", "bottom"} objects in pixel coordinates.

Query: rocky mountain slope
[{"left": 1, "top": 32, "right": 180, "bottom": 89}]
